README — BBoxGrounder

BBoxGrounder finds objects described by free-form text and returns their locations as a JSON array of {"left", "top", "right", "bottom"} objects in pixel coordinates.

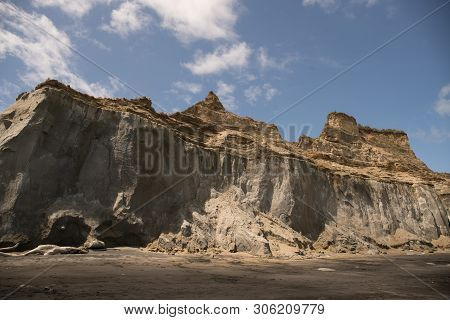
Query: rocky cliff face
[{"left": 0, "top": 80, "right": 449, "bottom": 256}]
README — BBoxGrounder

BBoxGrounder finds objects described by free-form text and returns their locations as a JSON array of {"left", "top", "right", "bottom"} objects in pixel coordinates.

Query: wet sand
[{"left": 1, "top": 249, "right": 449, "bottom": 299}]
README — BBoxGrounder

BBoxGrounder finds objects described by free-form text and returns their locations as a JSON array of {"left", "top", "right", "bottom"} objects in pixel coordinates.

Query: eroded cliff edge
[{"left": 0, "top": 80, "right": 449, "bottom": 256}]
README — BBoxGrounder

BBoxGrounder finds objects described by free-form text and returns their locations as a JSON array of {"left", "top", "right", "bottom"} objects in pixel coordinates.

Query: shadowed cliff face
[{"left": 0, "top": 80, "right": 449, "bottom": 256}]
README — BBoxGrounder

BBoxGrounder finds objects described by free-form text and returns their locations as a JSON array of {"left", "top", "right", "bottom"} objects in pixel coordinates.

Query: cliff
[{"left": 0, "top": 80, "right": 448, "bottom": 256}]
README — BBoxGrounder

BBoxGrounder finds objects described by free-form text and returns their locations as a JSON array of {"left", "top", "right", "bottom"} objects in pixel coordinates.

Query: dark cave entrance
[{"left": 44, "top": 216, "right": 90, "bottom": 247}]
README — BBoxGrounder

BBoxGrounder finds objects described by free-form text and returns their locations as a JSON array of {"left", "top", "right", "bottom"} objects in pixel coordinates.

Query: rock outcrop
[{"left": 0, "top": 80, "right": 448, "bottom": 256}]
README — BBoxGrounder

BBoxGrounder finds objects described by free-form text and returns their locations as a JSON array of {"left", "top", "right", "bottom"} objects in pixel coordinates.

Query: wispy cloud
[
  {"left": 0, "top": 3, "right": 113, "bottom": 96},
  {"left": 102, "top": 1, "right": 152, "bottom": 37},
  {"left": 173, "top": 81, "right": 203, "bottom": 94},
  {"left": 412, "top": 126, "right": 450, "bottom": 143},
  {"left": 257, "top": 47, "right": 298, "bottom": 71},
  {"left": 315, "top": 56, "right": 342, "bottom": 69},
  {"left": 264, "top": 83, "right": 279, "bottom": 101},
  {"left": 244, "top": 83, "right": 278, "bottom": 104},
  {"left": 356, "top": 0, "right": 378, "bottom": 7},
  {"left": 216, "top": 80, "right": 237, "bottom": 110},
  {"left": 31, "top": 0, "right": 114, "bottom": 18},
  {"left": 0, "top": 80, "right": 21, "bottom": 109},
  {"left": 434, "top": 83, "right": 450, "bottom": 117},
  {"left": 168, "top": 80, "right": 203, "bottom": 104},
  {"left": 302, "top": 0, "right": 379, "bottom": 14},
  {"left": 302, "top": 0, "right": 339, "bottom": 12},
  {"left": 183, "top": 42, "right": 252, "bottom": 75},
  {"left": 244, "top": 85, "right": 262, "bottom": 104},
  {"left": 0, "top": 80, "right": 20, "bottom": 98},
  {"left": 74, "top": 26, "right": 111, "bottom": 51},
  {"left": 385, "top": 5, "right": 397, "bottom": 19},
  {"left": 257, "top": 48, "right": 340, "bottom": 72}
]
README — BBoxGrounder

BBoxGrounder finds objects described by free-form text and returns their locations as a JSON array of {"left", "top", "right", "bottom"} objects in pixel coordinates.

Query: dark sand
[{"left": 1, "top": 249, "right": 449, "bottom": 299}]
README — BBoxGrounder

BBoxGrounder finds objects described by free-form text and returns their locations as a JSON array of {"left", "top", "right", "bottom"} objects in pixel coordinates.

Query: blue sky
[{"left": 0, "top": 0, "right": 449, "bottom": 171}]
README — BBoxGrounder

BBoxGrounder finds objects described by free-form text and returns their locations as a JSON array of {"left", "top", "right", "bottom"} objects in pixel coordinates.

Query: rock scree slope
[{"left": 0, "top": 80, "right": 449, "bottom": 256}]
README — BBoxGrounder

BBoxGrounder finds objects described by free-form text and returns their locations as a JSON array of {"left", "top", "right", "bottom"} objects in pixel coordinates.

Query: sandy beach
[{"left": 1, "top": 249, "right": 449, "bottom": 300}]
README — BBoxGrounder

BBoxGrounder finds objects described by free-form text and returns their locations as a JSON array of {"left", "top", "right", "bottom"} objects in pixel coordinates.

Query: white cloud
[
  {"left": 434, "top": 84, "right": 450, "bottom": 116},
  {"left": 173, "top": 81, "right": 203, "bottom": 94},
  {"left": 216, "top": 80, "right": 237, "bottom": 110},
  {"left": 244, "top": 83, "right": 278, "bottom": 104},
  {"left": 138, "top": 0, "right": 238, "bottom": 42},
  {"left": 183, "top": 42, "right": 252, "bottom": 75},
  {"left": 31, "top": 0, "right": 114, "bottom": 18},
  {"left": 257, "top": 47, "right": 297, "bottom": 71},
  {"left": 0, "top": 3, "right": 112, "bottom": 96},
  {"left": 33, "top": 0, "right": 240, "bottom": 43},
  {"left": 102, "top": 1, "right": 151, "bottom": 37}
]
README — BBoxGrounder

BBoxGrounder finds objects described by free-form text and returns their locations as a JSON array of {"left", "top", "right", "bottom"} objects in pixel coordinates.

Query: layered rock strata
[{"left": 0, "top": 80, "right": 448, "bottom": 256}]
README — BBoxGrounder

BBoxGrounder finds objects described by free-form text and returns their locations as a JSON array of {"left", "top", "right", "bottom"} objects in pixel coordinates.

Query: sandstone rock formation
[{"left": 0, "top": 80, "right": 448, "bottom": 256}]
